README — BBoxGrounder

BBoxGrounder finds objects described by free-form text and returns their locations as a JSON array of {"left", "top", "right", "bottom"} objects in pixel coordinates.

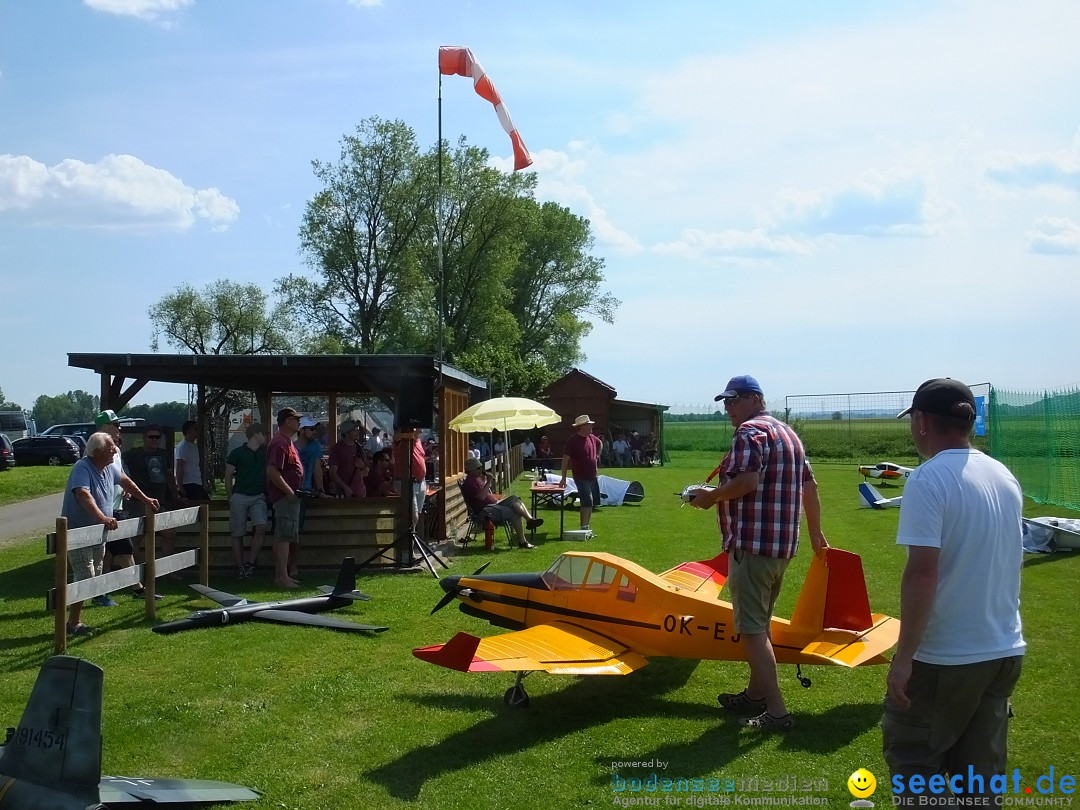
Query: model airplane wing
[
  {"left": 658, "top": 552, "right": 728, "bottom": 597},
  {"left": 100, "top": 775, "right": 261, "bottom": 805},
  {"left": 188, "top": 583, "right": 249, "bottom": 607},
  {"left": 251, "top": 609, "right": 388, "bottom": 633},
  {"left": 796, "top": 613, "right": 901, "bottom": 667},
  {"left": 316, "top": 585, "right": 371, "bottom": 601},
  {"left": 414, "top": 621, "right": 649, "bottom": 675}
]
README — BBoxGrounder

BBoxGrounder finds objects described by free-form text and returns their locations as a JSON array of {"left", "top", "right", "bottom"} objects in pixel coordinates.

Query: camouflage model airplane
[
  {"left": 0, "top": 656, "right": 260, "bottom": 808},
  {"left": 414, "top": 547, "right": 900, "bottom": 707},
  {"left": 152, "top": 557, "right": 388, "bottom": 635}
]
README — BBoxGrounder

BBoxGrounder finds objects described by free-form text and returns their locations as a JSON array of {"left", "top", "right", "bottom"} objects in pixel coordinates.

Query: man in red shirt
[
  {"left": 395, "top": 427, "right": 428, "bottom": 531},
  {"left": 462, "top": 457, "right": 541, "bottom": 549},
  {"left": 266, "top": 407, "right": 305, "bottom": 589},
  {"left": 560, "top": 414, "right": 604, "bottom": 532}
]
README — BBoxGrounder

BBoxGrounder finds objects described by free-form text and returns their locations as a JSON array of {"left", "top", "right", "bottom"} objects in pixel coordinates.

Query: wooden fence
[{"left": 46, "top": 505, "right": 207, "bottom": 653}]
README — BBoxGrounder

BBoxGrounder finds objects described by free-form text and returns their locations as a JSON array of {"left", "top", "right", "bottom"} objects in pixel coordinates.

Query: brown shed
[{"left": 541, "top": 369, "right": 667, "bottom": 464}]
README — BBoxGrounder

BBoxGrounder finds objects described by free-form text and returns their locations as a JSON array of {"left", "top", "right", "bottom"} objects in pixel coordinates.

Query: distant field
[{"left": 0, "top": 466, "right": 69, "bottom": 507}]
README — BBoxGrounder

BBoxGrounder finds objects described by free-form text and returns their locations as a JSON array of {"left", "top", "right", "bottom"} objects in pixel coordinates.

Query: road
[{"left": 0, "top": 492, "right": 62, "bottom": 546}]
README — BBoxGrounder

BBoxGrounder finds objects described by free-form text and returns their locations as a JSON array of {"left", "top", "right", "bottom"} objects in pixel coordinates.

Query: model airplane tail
[
  {"left": 0, "top": 656, "right": 103, "bottom": 807},
  {"left": 858, "top": 482, "right": 902, "bottom": 509},
  {"left": 659, "top": 552, "right": 728, "bottom": 596},
  {"left": 785, "top": 548, "right": 899, "bottom": 666}
]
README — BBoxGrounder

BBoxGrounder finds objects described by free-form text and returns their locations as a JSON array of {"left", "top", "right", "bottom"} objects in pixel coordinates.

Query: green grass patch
[
  {"left": 0, "top": 465, "right": 69, "bottom": 507},
  {"left": 0, "top": 453, "right": 1077, "bottom": 808}
]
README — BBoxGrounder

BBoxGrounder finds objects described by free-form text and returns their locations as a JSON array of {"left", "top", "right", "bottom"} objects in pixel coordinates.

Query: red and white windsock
[{"left": 438, "top": 46, "right": 533, "bottom": 171}]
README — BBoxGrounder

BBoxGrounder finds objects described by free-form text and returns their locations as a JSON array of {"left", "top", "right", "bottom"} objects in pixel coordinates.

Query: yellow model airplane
[{"left": 414, "top": 547, "right": 900, "bottom": 707}]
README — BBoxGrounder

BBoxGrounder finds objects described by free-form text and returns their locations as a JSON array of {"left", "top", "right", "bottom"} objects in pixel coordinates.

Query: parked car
[
  {"left": 11, "top": 436, "right": 81, "bottom": 466},
  {"left": 0, "top": 434, "right": 15, "bottom": 471},
  {"left": 41, "top": 418, "right": 146, "bottom": 456}
]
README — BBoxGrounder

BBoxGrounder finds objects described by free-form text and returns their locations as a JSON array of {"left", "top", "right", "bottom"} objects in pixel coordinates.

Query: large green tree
[
  {"left": 0, "top": 388, "right": 21, "bottom": 412},
  {"left": 281, "top": 117, "right": 433, "bottom": 354},
  {"left": 32, "top": 390, "right": 99, "bottom": 427},
  {"left": 148, "top": 280, "right": 291, "bottom": 355}
]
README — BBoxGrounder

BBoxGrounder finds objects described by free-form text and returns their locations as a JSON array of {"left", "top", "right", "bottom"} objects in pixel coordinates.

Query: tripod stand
[{"left": 356, "top": 443, "right": 448, "bottom": 578}]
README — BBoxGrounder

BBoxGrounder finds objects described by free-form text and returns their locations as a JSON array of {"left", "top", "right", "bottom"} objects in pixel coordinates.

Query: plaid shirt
[{"left": 718, "top": 413, "right": 814, "bottom": 559}]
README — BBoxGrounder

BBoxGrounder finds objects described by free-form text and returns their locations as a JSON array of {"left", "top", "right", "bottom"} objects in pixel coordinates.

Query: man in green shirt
[{"left": 224, "top": 423, "right": 268, "bottom": 578}]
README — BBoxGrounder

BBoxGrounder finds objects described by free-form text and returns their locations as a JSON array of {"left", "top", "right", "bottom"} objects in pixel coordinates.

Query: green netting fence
[{"left": 989, "top": 385, "right": 1080, "bottom": 511}]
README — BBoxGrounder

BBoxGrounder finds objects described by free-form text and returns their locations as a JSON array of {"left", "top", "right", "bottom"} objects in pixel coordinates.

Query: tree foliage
[
  {"left": 279, "top": 118, "right": 619, "bottom": 394},
  {"left": 148, "top": 280, "right": 291, "bottom": 355},
  {"left": 32, "top": 390, "right": 99, "bottom": 427},
  {"left": 0, "top": 388, "right": 21, "bottom": 412}
]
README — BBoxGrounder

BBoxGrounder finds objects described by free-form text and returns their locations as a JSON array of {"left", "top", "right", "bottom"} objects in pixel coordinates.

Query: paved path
[{"left": 0, "top": 492, "right": 62, "bottom": 546}]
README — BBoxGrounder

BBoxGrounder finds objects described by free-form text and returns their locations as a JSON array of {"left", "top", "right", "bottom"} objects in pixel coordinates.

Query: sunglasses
[
  {"left": 145, "top": 434, "right": 163, "bottom": 440},
  {"left": 720, "top": 395, "right": 743, "bottom": 405}
]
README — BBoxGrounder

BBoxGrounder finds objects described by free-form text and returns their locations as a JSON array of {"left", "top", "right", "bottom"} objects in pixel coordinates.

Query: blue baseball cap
[{"left": 714, "top": 375, "right": 764, "bottom": 401}]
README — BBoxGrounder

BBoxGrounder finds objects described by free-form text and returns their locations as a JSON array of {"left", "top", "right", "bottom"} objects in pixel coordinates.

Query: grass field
[
  {"left": 1, "top": 453, "right": 1078, "bottom": 809},
  {"left": 0, "top": 465, "right": 69, "bottom": 507}
]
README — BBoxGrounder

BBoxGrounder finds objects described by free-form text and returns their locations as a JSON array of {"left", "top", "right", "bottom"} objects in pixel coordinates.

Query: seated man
[
  {"left": 366, "top": 449, "right": 398, "bottom": 497},
  {"left": 462, "top": 457, "right": 541, "bottom": 549}
]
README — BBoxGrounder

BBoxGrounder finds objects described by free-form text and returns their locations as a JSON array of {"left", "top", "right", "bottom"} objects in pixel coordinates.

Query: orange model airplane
[{"left": 414, "top": 547, "right": 900, "bottom": 707}]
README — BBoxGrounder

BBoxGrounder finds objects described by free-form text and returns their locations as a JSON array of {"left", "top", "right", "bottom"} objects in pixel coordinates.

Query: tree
[
  {"left": 281, "top": 117, "right": 433, "bottom": 354},
  {"left": 32, "top": 390, "right": 99, "bottom": 427},
  {"left": 831, "top": 411, "right": 844, "bottom": 421},
  {"left": 123, "top": 401, "right": 190, "bottom": 430},
  {"left": 0, "top": 388, "right": 21, "bottom": 412},
  {"left": 148, "top": 280, "right": 291, "bottom": 355}
]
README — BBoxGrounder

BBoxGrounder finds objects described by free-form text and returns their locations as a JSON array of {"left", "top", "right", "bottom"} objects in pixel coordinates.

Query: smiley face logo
[{"left": 847, "top": 768, "right": 877, "bottom": 799}]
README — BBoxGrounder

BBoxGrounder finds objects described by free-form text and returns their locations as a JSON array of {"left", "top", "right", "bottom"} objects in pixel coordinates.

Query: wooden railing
[{"left": 46, "top": 505, "right": 208, "bottom": 653}]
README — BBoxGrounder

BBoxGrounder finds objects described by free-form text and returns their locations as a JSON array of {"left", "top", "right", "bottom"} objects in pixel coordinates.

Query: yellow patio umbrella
[{"left": 448, "top": 397, "right": 560, "bottom": 433}]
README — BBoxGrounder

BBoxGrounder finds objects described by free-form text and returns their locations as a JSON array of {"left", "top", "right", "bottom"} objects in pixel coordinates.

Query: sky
[{"left": 1, "top": 0, "right": 1079, "bottom": 416}]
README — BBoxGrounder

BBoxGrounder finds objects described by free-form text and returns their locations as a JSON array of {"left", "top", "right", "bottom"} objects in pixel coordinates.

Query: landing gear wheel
[
  {"left": 795, "top": 664, "right": 811, "bottom": 688},
  {"left": 503, "top": 685, "right": 530, "bottom": 708},
  {"left": 799, "top": 675, "right": 811, "bottom": 688}
]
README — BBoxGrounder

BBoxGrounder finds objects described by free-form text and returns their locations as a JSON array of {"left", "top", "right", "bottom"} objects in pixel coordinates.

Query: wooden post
[
  {"left": 199, "top": 504, "right": 209, "bottom": 585},
  {"left": 54, "top": 517, "right": 68, "bottom": 654},
  {"left": 143, "top": 510, "right": 157, "bottom": 619}
]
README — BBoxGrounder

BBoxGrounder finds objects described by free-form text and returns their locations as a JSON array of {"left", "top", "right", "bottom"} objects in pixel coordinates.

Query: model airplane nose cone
[{"left": 440, "top": 575, "right": 461, "bottom": 594}]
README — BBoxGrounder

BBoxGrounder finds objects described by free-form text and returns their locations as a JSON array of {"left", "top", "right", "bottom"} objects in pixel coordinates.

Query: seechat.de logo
[{"left": 849, "top": 768, "right": 878, "bottom": 808}]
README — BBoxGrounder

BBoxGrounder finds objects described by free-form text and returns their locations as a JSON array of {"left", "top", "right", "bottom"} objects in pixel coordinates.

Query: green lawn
[
  {"left": 0, "top": 453, "right": 1077, "bottom": 808},
  {"left": 0, "top": 465, "right": 69, "bottom": 507}
]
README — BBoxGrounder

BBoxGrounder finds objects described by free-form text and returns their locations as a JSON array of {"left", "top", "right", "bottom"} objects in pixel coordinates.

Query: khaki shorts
[
  {"left": 728, "top": 548, "right": 790, "bottom": 634},
  {"left": 229, "top": 492, "right": 268, "bottom": 536},
  {"left": 883, "top": 656, "right": 1023, "bottom": 791},
  {"left": 68, "top": 543, "right": 105, "bottom": 582},
  {"left": 272, "top": 497, "right": 301, "bottom": 543}
]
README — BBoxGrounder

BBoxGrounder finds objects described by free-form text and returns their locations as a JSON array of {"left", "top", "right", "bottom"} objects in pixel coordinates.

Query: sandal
[
  {"left": 740, "top": 711, "right": 795, "bottom": 732},
  {"left": 717, "top": 690, "right": 767, "bottom": 713}
]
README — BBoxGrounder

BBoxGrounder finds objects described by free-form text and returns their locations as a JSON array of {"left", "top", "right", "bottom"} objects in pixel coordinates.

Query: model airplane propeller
[
  {"left": 857, "top": 462, "right": 914, "bottom": 486},
  {"left": 0, "top": 656, "right": 260, "bottom": 808},
  {"left": 414, "top": 547, "right": 900, "bottom": 707},
  {"left": 152, "top": 557, "right": 388, "bottom": 635}
]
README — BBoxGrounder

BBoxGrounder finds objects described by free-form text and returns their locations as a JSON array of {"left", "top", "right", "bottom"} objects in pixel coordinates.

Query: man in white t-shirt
[
  {"left": 884, "top": 378, "right": 1025, "bottom": 794},
  {"left": 175, "top": 419, "right": 208, "bottom": 500}
]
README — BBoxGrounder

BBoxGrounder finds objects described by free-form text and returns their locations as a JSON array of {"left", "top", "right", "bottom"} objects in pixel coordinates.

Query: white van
[{"left": 0, "top": 411, "right": 35, "bottom": 442}]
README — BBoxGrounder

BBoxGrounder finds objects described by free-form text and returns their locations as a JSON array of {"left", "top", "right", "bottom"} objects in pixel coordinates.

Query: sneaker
[
  {"left": 242, "top": 562, "right": 256, "bottom": 577},
  {"left": 718, "top": 690, "right": 767, "bottom": 714},
  {"left": 132, "top": 589, "right": 164, "bottom": 601},
  {"left": 740, "top": 711, "right": 795, "bottom": 732},
  {"left": 238, "top": 565, "right": 249, "bottom": 578},
  {"left": 92, "top": 595, "right": 118, "bottom": 607},
  {"left": 517, "top": 540, "right": 536, "bottom": 549},
  {"left": 67, "top": 623, "right": 94, "bottom": 637}
]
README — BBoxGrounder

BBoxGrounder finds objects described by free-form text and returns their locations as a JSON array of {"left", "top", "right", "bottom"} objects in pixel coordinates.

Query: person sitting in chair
[{"left": 462, "top": 457, "right": 542, "bottom": 549}]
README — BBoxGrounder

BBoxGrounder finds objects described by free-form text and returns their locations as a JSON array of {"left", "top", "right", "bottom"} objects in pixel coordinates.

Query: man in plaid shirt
[{"left": 691, "top": 374, "right": 828, "bottom": 731}]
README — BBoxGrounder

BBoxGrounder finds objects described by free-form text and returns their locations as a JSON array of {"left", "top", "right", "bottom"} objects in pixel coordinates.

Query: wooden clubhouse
[{"left": 68, "top": 353, "right": 493, "bottom": 571}]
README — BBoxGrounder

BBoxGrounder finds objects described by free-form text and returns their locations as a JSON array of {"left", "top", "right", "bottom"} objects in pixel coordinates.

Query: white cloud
[
  {"left": 1026, "top": 217, "right": 1080, "bottom": 255},
  {"left": 0, "top": 153, "right": 239, "bottom": 232},
  {"left": 652, "top": 227, "right": 812, "bottom": 261},
  {"left": 769, "top": 175, "right": 949, "bottom": 238},
  {"left": 985, "top": 130, "right": 1080, "bottom": 194},
  {"left": 83, "top": 0, "right": 192, "bottom": 22}
]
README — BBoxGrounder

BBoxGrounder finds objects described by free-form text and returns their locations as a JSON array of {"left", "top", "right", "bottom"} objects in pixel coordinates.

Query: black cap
[{"left": 897, "top": 378, "right": 976, "bottom": 420}]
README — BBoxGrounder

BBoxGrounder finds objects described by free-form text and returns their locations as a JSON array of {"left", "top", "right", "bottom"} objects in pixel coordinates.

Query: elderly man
[
  {"left": 559, "top": 415, "right": 603, "bottom": 532},
  {"left": 62, "top": 431, "right": 160, "bottom": 636},
  {"left": 462, "top": 456, "right": 541, "bottom": 548},
  {"left": 884, "top": 379, "right": 1025, "bottom": 793},
  {"left": 690, "top": 375, "right": 827, "bottom": 731}
]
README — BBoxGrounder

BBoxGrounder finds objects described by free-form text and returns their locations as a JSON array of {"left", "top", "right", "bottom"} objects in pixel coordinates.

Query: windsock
[{"left": 439, "top": 46, "right": 533, "bottom": 171}]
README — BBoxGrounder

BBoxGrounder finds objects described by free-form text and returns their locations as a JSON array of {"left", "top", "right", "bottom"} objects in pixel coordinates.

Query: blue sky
[{"left": 2, "top": 0, "right": 1078, "bottom": 414}]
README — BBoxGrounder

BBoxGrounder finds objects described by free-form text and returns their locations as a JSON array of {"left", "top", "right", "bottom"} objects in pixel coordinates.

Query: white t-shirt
[
  {"left": 175, "top": 438, "right": 202, "bottom": 486},
  {"left": 522, "top": 440, "right": 536, "bottom": 459},
  {"left": 111, "top": 450, "right": 125, "bottom": 512},
  {"left": 896, "top": 448, "right": 1026, "bottom": 665}
]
